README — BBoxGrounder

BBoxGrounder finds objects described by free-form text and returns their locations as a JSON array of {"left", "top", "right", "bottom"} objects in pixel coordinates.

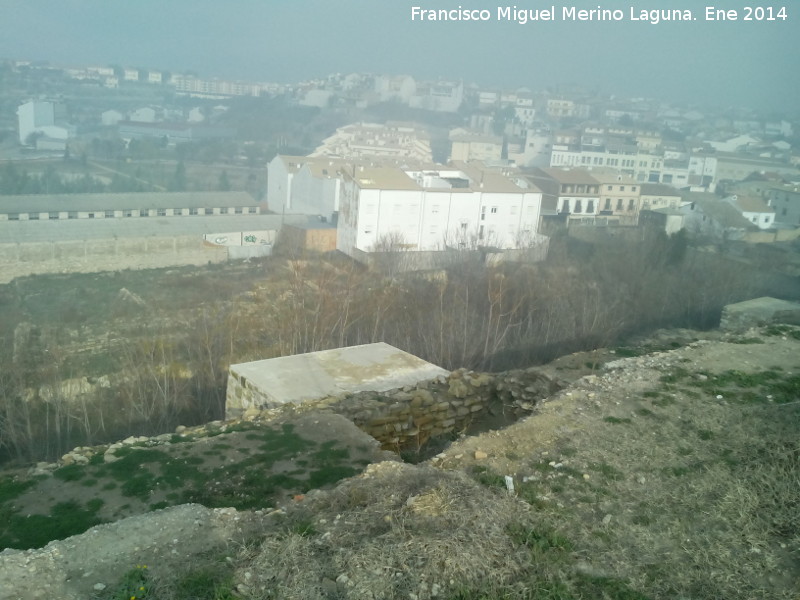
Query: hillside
[{"left": 1, "top": 324, "right": 799, "bottom": 599}]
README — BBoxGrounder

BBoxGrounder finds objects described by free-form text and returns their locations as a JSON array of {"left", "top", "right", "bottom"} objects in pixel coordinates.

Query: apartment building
[
  {"left": 337, "top": 162, "right": 544, "bottom": 258},
  {"left": 766, "top": 183, "right": 800, "bottom": 226},
  {"left": 449, "top": 128, "right": 503, "bottom": 163},
  {"left": 593, "top": 169, "right": 642, "bottom": 223},
  {"left": 549, "top": 126, "right": 664, "bottom": 183},
  {"left": 526, "top": 168, "right": 600, "bottom": 221},
  {"left": 311, "top": 122, "right": 433, "bottom": 162}
]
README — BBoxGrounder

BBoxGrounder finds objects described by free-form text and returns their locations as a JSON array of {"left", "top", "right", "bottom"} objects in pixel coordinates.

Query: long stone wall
[{"left": 0, "top": 236, "right": 228, "bottom": 283}]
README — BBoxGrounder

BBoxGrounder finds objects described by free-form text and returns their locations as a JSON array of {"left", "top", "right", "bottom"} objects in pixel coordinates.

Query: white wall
[
  {"left": 18, "top": 101, "right": 55, "bottom": 144},
  {"left": 741, "top": 211, "right": 775, "bottom": 230},
  {"left": 290, "top": 165, "right": 340, "bottom": 219},
  {"left": 267, "top": 156, "right": 294, "bottom": 212},
  {"left": 337, "top": 180, "right": 543, "bottom": 257}
]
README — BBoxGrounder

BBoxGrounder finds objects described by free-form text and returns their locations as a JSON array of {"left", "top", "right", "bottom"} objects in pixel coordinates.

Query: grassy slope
[{"left": 0, "top": 325, "right": 798, "bottom": 600}]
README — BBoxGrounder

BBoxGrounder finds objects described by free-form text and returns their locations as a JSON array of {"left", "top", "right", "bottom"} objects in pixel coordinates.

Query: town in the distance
[{"left": 0, "top": 57, "right": 798, "bottom": 282}]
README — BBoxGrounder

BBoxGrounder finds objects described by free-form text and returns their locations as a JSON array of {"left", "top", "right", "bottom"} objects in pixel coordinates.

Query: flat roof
[
  {"left": 539, "top": 168, "right": 600, "bottom": 185},
  {"left": 641, "top": 183, "right": 682, "bottom": 197},
  {"left": 0, "top": 191, "right": 256, "bottom": 214},
  {"left": 352, "top": 167, "right": 421, "bottom": 191},
  {"left": 230, "top": 342, "right": 449, "bottom": 404}
]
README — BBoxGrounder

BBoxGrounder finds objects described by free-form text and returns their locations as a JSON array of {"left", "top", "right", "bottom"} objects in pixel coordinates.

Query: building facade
[{"left": 337, "top": 163, "right": 544, "bottom": 257}]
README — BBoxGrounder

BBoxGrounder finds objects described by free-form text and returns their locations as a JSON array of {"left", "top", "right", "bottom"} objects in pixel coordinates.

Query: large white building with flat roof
[{"left": 337, "top": 162, "right": 545, "bottom": 256}]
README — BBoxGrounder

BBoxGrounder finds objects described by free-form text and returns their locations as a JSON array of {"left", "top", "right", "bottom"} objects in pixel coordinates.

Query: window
[
  {"left": 619, "top": 186, "right": 625, "bottom": 191},
  {"left": 88, "top": 213, "right": 95, "bottom": 219},
  {"left": 139, "top": 209, "right": 148, "bottom": 217},
  {"left": 29, "top": 213, "right": 39, "bottom": 220},
  {"left": 616, "top": 199, "right": 623, "bottom": 210},
  {"left": 68, "top": 212, "right": 78, "bottom": 219},
  {"left": 604, "top": 199, "right": 611, "bottom": 210},
  {"left": 574, "top": 200, "right": 583, "bottom": 213},
  {"left": 478, "top": 225, "right": 484, "bottom": 240},
  {"left": 8, "top": 213, "right": 19, "bottom": 221},
  {"left": 491, "top": 206, "right": 498, "bottom": 214},
  {"left": 157, "top": 208, "right": 166, "bottom": 216},
  {"left": 105, "top": 210, "right": 114, "bottom": 218},
  {"left": 632, "top": 186, "right": 637, "bottom": 192},
  {"left": 248, "top": 207, "right": 257, "bottom": 214},
  {"left": 481, "top": 206, "right": 486, "bottom": 221},
  {"left": 587, "top": 200, "right": 594, "bottom": 213},
  {"left": 752, "top": 217, "right": 757, "bottom": 223},
  {"left": 49, "top": 212, "right": 59, "bottom": 220},
  {"left": 124, "top": 209, "right": 133, "bottom": 217},
  {"left": 628, "top": 199, "right": 635, "bottom": 211},
  {"left": 203, "top": 208, "right": 212, "bottom": 215},
  {"left": 234, "top": 207, "right": 242, "bottom": 214}
]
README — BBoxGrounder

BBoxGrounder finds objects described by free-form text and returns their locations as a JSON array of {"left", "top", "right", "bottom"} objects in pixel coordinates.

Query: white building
[
  {"left": 288, "top": 159, "right": 344, "bottom": 220},
  {"left": 87, "top": 66, "right": 115, "bottom": 77},
  {"left": 337, "top": 162, "right": 544, "bottom": 258},
  {"left": 123, "top": 68, "right": 140, "bottom": 82},
  {"left": 449, "top": 128, "right": 503, "bottom": 163},
  {"left": 723, "top": 195, "right": 775, "bottom": 230},
  {"left": 266, "top": 155, "right": 304, "bottom": 213},
  {"left": 374, "top": 75, "right": 416, "bottom": 104},
  {"left": 508, "top": 130, "right": 553, "bottom": 168},
  {"left": 299, "top": 89, "right": 334, "bottom": 108},
  {"left": 129, "top": 107, "right": 158, "bottom": 123},
  {"left": 17, "top": 100, "right": 70, "bottom": 145},
  {"left": 767, "top": 183, "right": 800, "bottom": 227},
  {"left": 101, "top": 109, "right": 125, "bottom": 126},
  {"left": 409, "top": 80, "right": 463, "bottom": 113},
  {"left": 311, "top": 122, "right": 433, "bottom": 162}
]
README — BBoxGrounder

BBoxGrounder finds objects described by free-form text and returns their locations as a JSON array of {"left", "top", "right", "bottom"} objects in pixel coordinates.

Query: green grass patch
[
  {"left": 0, "top": 476, "right": 35, "bottom": 503},
  {"left": 729, "top": 337, "right": 765, "bottom": 344},
  {"left": 0, "top": 499, "right": 105, "bottom": 551},
  {"left": 613, "top": 346, "right": 641, "bottom": 357},
  {"left": 173, "top": 565, "right": 236, "bottom": 600},
  {"left": 506, "top": 522, "right": 573, "bottom": 552},
  {"left": 658, "top": 367, "right": 691, "bottom": 384},
  {"left": 603, "top": 416, "right": 632, "bottom": 425},
  {"left": 105, "top": 565, "right": 151, "bottom": 600},
  {"left": 589, "top": 462, "right": 624, "bottom": 481},
  {"left": 764, "top": 324, "right": 800, "bottom": 340},
  {"left": 52, "top": 463, "right": 86, "bottom": 482}
]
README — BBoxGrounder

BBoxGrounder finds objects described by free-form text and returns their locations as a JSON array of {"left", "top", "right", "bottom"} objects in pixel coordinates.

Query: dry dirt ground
[{"left": 1, "top": 325, "right": 799, "bottom": 599}]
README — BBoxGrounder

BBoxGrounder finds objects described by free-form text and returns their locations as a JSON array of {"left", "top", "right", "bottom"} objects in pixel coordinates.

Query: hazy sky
[{"left": 0, "top": 0, "right": 797, "bottom": 113}]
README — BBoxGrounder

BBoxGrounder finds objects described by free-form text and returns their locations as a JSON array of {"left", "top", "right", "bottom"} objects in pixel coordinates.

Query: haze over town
[
  {"left": 1, "top": 2, "right": 800, "bottom": 599},
  {"left": 0, "top": 0, "right": 797, "bottom": 113}
]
